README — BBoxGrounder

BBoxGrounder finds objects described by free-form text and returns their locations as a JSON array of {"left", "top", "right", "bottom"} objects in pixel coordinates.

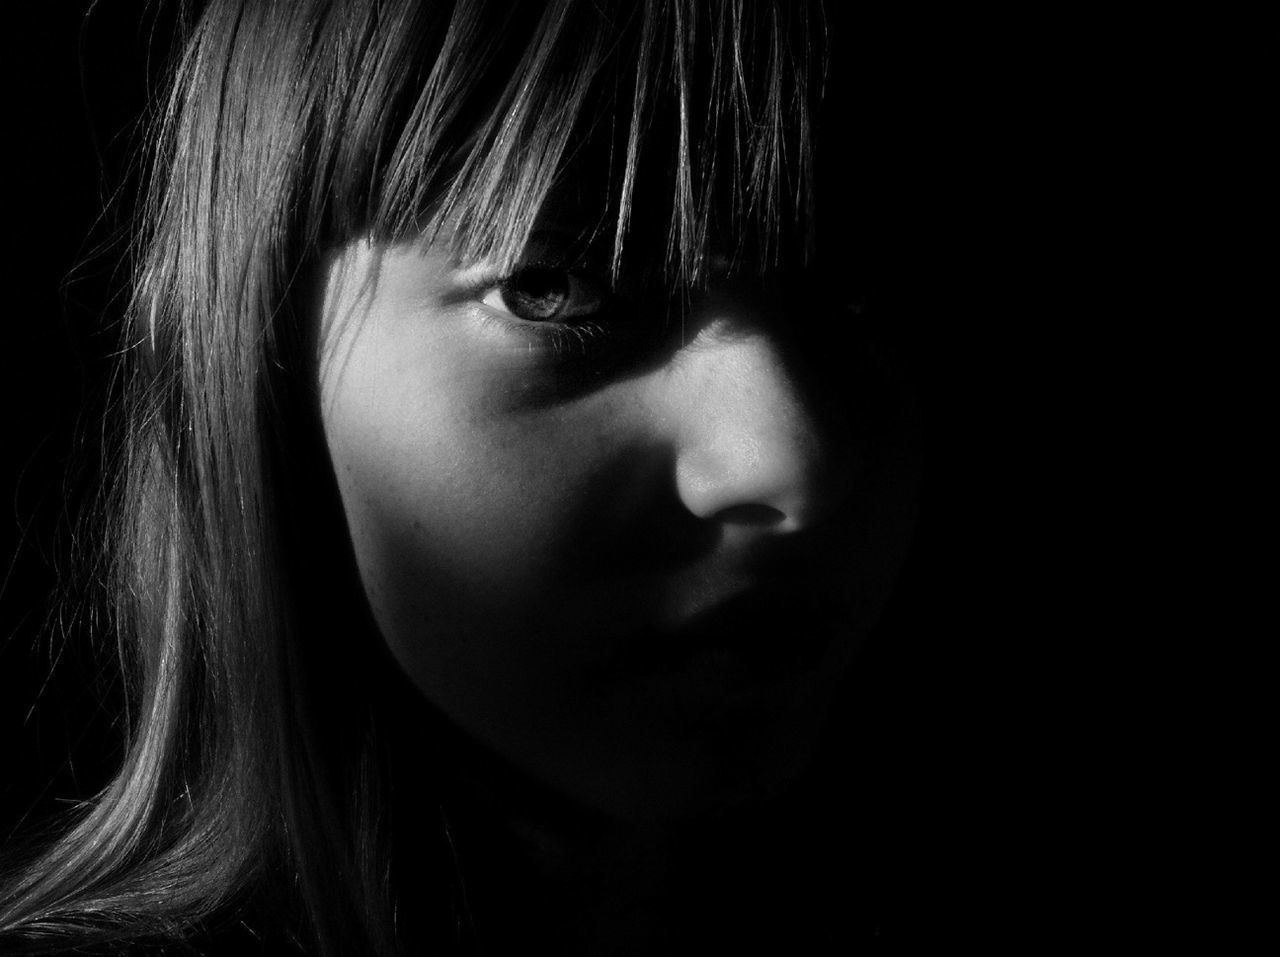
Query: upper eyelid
[
  {"left": 452, "top": 256, "right": 594, "bottom": 286},
  {"left": 456, "top": 262, "right": 614, "bottom": 303}
]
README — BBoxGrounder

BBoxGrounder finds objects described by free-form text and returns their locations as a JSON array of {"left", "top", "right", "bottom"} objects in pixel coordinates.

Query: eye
[{"left": 481, "top": 267, "right": 606, "bottom": 324}]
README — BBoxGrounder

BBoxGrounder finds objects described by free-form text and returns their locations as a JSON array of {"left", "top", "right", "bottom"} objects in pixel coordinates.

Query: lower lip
[
  {"left": 648, "top": 619, "right": 837, "bottom": 698},
  {"left": 634, "top": 642, "right": 821, "bottom": 731},
  {"left": 674, "top": 645, "right": 765, "bottom": 682},
  {"left": 662, "top": 610, "right": 837, "bottom": 674}
]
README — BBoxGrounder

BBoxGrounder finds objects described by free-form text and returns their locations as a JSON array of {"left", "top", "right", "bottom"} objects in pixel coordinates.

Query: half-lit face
[{"left": 316, "top": 229, "right": 920, "bottom": 819}]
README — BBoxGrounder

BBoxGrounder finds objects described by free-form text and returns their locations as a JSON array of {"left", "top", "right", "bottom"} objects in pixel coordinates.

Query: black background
[{"left": 3, "top": 5, "right": 173, "bottom": 836}]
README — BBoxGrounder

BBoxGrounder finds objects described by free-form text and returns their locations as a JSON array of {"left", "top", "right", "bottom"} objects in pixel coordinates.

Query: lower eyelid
[{"left": 476, "top": 305, "right": 610, "bottom": 351}]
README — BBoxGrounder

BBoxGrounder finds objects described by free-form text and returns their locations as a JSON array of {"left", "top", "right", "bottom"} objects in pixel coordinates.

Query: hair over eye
[{"left": 483, "top": 268, "right": 606, "bottom": 323}]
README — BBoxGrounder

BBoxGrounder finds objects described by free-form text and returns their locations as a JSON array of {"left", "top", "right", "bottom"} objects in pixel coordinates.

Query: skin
[{"left": 317, "top": 234, "right": 921, "bottom": 822}]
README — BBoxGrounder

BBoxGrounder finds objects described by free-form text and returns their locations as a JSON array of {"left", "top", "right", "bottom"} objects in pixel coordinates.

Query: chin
[{"left": 563, "top": 677, "right": 837, "bottom": 823}]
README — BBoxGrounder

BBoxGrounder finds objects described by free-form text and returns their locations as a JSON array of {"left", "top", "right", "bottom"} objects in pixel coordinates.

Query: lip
[{"left": 634, "top": 584, "right": 843, "bottom": 681}]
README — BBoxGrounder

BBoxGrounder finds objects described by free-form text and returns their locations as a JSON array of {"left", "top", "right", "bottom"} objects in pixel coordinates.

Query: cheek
[
  {"left": 312, "top": 243, "right": 922, "bottom": 818},
  {"left": 321, "top": 355, "right": 636, "bottom": 729}
]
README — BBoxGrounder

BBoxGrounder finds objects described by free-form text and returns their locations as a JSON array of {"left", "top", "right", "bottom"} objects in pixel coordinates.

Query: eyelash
[{"left": 466, "top": 265, "right": 617, "bottom": 357}]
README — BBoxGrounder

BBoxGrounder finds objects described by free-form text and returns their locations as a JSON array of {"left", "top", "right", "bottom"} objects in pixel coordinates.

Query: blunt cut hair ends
[{"left": 1, "top": 1, "right": 850, "bottom": 954}]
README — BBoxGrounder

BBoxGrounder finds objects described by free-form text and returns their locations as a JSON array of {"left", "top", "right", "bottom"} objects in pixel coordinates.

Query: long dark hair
[{"left": 1, "top": 1, "right": 829, "bottom": 953}]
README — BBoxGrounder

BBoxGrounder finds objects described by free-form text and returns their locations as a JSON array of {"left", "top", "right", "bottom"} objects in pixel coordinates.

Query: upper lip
[{"left": 632, "top": 581, "right": 841, "bottom": 675}]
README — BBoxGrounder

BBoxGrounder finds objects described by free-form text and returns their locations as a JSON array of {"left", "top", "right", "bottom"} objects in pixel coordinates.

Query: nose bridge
[{"left": 660, "top": 319, "right": 847, "bottom": 531}]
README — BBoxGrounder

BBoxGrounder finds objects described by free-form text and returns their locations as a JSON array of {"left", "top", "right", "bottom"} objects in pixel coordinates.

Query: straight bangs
[{"left": 316, "top": 0, "right": 824, "bottom": 286}]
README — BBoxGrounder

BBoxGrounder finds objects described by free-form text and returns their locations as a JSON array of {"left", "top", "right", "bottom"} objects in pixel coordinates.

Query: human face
[{"left": 316, "top": 234, "right": 920, "bottom": 819}]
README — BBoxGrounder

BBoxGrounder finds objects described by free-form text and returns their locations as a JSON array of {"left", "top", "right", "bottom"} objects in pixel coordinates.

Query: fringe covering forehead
[{"left": 310, "top": 0, "right": 824, "bottom": 283}]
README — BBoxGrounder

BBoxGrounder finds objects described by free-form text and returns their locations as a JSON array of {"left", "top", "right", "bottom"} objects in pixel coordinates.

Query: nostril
[{"left": 713, "top": 503, "right": 787, "bottom": 527}]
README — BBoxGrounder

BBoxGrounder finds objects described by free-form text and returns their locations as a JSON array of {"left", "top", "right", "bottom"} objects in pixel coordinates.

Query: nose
[{"left": 657, "top": 319, "right": 853, "bottom": 533}]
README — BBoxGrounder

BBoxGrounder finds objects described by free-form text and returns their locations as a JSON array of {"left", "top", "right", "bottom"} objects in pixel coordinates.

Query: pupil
[{"left": 504, "top": 269, "right": 569, "bottom": 321}]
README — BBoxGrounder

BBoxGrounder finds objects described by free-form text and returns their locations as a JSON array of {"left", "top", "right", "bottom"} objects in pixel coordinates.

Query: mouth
[{"left": 636, "top": 584, "right": 845, "bottom": 682}]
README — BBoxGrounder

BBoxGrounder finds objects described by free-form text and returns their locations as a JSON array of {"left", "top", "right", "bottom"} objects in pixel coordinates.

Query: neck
[
  {"left": 434, "top": 743, "right": 861, "bottom": 955},
  {"left": 379, "top": 676, "right": 881, "bottom": 953},
  {"left": 439, "top": 740, "right": 682, "bottom": 953}
]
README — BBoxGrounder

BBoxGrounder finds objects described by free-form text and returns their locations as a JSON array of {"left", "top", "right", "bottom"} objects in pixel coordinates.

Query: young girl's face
[{"left": 316, "top": 223, "right": 920, "bottom": 818}]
